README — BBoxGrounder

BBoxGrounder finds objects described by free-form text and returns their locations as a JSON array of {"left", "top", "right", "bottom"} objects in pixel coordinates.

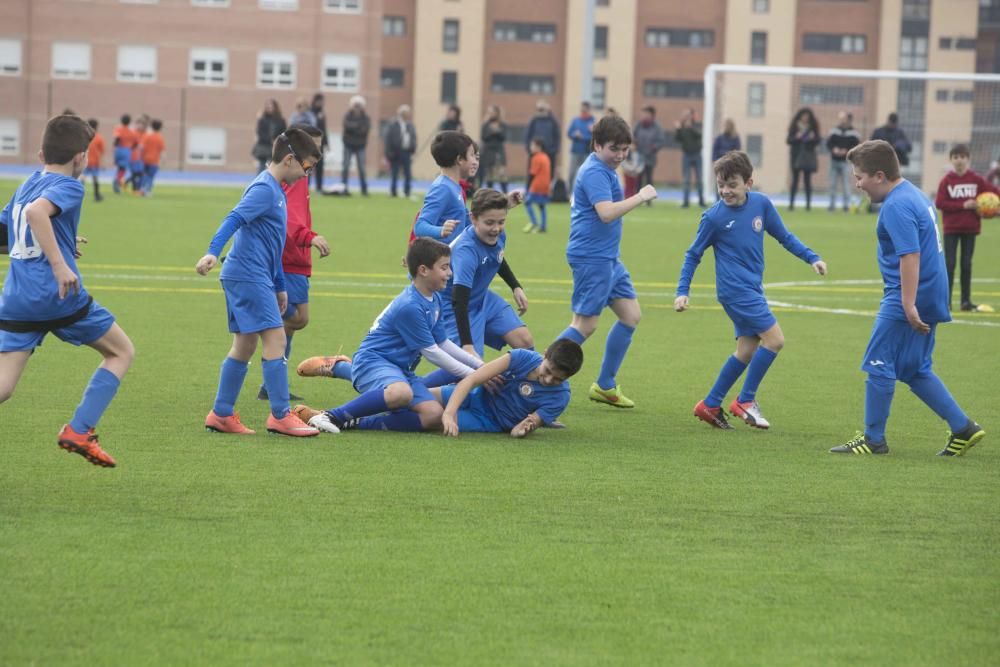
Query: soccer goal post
[{"left": 702, "top": 64, "right": 1000, "bottom": 203}]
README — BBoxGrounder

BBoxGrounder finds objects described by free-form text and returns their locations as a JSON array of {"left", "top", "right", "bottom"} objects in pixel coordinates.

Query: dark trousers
[
  {"left": 342, "top": 147, "right": 367, "bottom": 194},
  {"left": 944, "top": 233, "right": 977, "bottom": 308},
  {"left": 313, "top": 156, "right": 325, "bottom": 193},
  {"left": 390, "top": 153, "right": 412, "bottom": 197},
  {"left": 789, "top": 169, "right": 813, "bottom": 210}
]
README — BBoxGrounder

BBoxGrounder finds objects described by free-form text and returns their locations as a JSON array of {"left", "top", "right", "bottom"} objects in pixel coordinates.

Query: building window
[
  {"left": 902, "top": 0, "right": 930, "bottom": 20},
  {"left": 493, "top": 22, "right": 557, "bottom": 43},
  {"left": 645, "top": 28, "right": 715, "bottom": 48},
  {"left": 259, "top": 0, "right": 297, "bottom": 9},
  {"left": 747, "top": 82, "right": 765, "bottom": 116},
  {"left": 321, "top": 53, "right": 360, "bottom": 91},
  {"left": 0, "top": 119, "right": 19, "bottom": 155},
  {"left": 643, "top": 79, "right": 704, "bottom": 99},
  {"left": 939, "top": 37, "right": 953, "bottom": 49},
  {"left": 799, "top": 84, "right": 864, "bottom": 105},
  {"left": 441, "top": 70, "right": 457, "bottom": 104},
  {"left": 596, "top": 0, "right": 609, "bottom": 5},
  {"left": 752, "top": 0, "right": 769, "bottom": 12},
  {"left": 802, "top": 33, "right": 867, "bottom": 54},
  {"left": 952, "top": 89, "right": 974, "bottom": 102},
  {"left": 186, "top": 126, "right": 226, "bottom": 165},
  {"left": 443, "top": 19, "right": 460, "bottom": 52},
  {"left": 191, "top": 0, "right": 230, "bottom": 6},
  {"left": 955, "top": 38, "right": 977, "bottom": 50},
  {"left": 324, "top": 0, "right": 361, "bottom": 12},
  {"left": 594, "top": 25, "right": 608, "bottom": 58},
  {"left": 490, "top": 74, "right": 556, "bottom": 94},
  {"left": 932, "top": 141, "right": 948, "bottom": 153},
  {"left": 381, "top": 67, "right": 404, "bottom": 88},
  {"left": 190, "top": 48, "right": 228, "bottom": 86},
  {"left": 746, "top": 133, "right": 763, "bottom": 167},
  {"left": 900, "top": 36, "right": 928, "bottom": 70},
  {"left": 750, "top": 32, "right": 767, "bottom": 64},
  {"left": 592, "top": 77, "right": 606, "bottom": 109},
  {"left": 52, "top": 42, "right": 91, "bottom": 80},
  {"left": 0, "top": 39, "right": 22, "bottom": 76},
  {"left": 117, "top": 45, "right": 157, "bottom": 83},
  {"left": 383, "top": 16, "right": 406, "bottom": 36},
  {"left": 258, "top": 50, "right": 295, "bottom": 88}
]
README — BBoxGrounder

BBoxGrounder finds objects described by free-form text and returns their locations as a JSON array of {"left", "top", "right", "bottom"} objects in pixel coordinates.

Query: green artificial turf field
[{"left": 1, "top": 180, "right": 997, "bottom": 665}]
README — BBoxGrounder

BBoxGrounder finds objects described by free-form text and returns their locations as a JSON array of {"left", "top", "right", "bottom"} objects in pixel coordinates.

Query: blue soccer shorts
[
  {"left": 861, "top": 317, "right": 936, "bottom": 383},
  {"left": 721, "top": 298, "right": 777, "bottom": 338},
  {"left": 221, "top": 279, "right": 283, "bottom": 334},
  {"left": 569, "top": 258, "right": 637, "bottom": 317},
  {"left": 282, "top": 273, "right": 310, "bottom": 320},
  {"left": 0, "top": 300, "right": 115, "bottom": 352},
  {"left": 113, "top": 147, "right": 130, "bottom": 169},
  {"left": 440, "top": 385, "right": 502, "bottom": 433},
  {"left": 351, "top": 353, "right": 436, "bottom": 407}
]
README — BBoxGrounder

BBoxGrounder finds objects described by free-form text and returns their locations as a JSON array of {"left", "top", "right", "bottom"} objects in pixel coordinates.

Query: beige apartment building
[{"left": 1, "top": 0, "right": 997, "bottom": 191}]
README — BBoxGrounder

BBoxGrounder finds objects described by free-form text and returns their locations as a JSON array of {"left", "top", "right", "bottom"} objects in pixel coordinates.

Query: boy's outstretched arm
[
  {"left": 442, "top": 355, "right": 512, "bottom": 436},
  {"left": 594, "top": 184, "right": 657, "bottom": 223}
]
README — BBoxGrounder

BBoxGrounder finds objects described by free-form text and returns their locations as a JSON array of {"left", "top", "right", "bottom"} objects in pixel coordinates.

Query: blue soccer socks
[
  {"left": 213, "top": 357, "right": 249, "bottom": 418},
  {"left": 597, "top": 321, "right": 635, "bottom": 391},
  {"left": 864, "top": 375, "right": 895, "bottom": 444},
  {"left": 328, "top": 389, "right": 390, "bottom": 426},
  {"left": 261, "top": 357, "right": 291, "bottom": 419},
  {"left": 907, "top": 373, "right": 969, "bottom": 434},
  {"left": 557, "top": 326, "right": 587, "bottom": 346},
  {"left": 358, "top": 410, "right": 424, "bottom": 432},
  {"left": 705, "top": 355, "right": 748, "bottom": 408},
  {"left": 737, "top": 346, "right": 778, "bottom": 403},
  {"left": 70, "top": 368, "right": 121, "bottom": 433}
]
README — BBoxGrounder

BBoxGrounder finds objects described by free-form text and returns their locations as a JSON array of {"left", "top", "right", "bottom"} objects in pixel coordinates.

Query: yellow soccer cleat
[{"left": 588, "top": 382, "right": 635, "bottom": 408}]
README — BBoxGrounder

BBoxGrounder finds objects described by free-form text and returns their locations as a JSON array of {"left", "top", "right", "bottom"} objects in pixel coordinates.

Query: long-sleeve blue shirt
[{"left": 676, "top": 192, "right": 820, "bottom": 304}]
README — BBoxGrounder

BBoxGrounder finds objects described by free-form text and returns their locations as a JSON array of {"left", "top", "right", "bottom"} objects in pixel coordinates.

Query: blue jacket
[
  {"left": 567, "top": 115, "right": 595, "bottom": 155},
  {"left": 712, "top": 133, "right": 741, "bottom": 161},
  {"left": 526, "top": 113, "right": 560, "bottom": 154}
]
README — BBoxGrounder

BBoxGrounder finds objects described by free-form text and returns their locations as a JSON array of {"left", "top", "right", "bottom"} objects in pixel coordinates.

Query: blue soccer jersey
[
  {"left": 486, "top": 349, "right": 571, "bottom": 429},
  {"left": 356, "top": 285, "right": 450, "bottom": 372},
  {"left": 0, "top": 171, "right": 90, "bottom": 321},
  {"left": 208, "top": 170, "right": 288, "bottom": 291},
  {"left": 676, "top": 192, "right": 820, "bottom": 304},
  {"left": 875, "top": 180, "right": 950, "bottom": 323},
  {"left": 443, "top": 226, "right": 506, "bottom": 313},
  {"left": 567, "top": 153, "right": 624, "bottom": 263},
  {"left": 412, "top": 175, "right": 471, "bottom": 240}
]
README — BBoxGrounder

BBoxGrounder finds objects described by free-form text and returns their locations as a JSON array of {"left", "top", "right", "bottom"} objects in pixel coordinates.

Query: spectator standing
[
  {"left": 288, "top": 97, "right": 318, "bottom": 128},
  {"left": 384, "top": 104, "right": 417, "bottom": 199},
  {"left": 479, "top": 105, "right": 509, "bottom": 193},
  {"left": 341, "top": 95, "right": 370, "bottom": 196},
  {"left": 826, "top": 110, "right": 861, "bottom": 212},
  {"left": 712, "top": 118, "right": 741, "bottom": 161},
  {"left": 438, "top": 105, "right": 464, "bottom": 133},
  {"left": 566, "top": 101, "right": 595, "bottom": 193},
  {"left": 525, "top": 100, "right": 560, "bottom": 179},
  {"left": 871, "top": 112, "right": 912, "bottom": 169},
  {"left": 786, "top": 107, "right": 820, "bottom": 211},
  {"left": 634, "top": 106, "right": 665, "bottom": 205},
  {"left": 254, "top": 99, "right": 286, "bottom": 173},
  {"left": 310, "top": 93, "right": 329, "bottom": 193},
  {"left": 674, "top": 108, "right": 706, "bottom": 208}
]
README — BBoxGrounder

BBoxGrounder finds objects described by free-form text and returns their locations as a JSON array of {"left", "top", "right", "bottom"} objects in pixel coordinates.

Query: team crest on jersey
[
  {"left": 752, "top": 216, "right": 763, "bottom": 232},
  {"left": 519, "top": 382, "right": 533, "bottom": 397},
  {"left": 498, "top": 249, "right": 504, "bottom": 263}
]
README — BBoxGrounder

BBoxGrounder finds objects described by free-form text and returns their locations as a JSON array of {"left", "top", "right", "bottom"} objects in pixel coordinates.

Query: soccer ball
[{"left": 975, "top": 191, "right": 999, "bottom": 219}]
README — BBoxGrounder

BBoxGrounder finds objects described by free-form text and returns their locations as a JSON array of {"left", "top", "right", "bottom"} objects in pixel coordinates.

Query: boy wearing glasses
[{"left": 195, "top": 128, "right": 322, "bottom": 437}]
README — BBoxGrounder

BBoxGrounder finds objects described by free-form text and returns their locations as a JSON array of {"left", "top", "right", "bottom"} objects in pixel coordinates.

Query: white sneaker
[{"left": 308, "top": 412, "right": 341, "bottom": 434}]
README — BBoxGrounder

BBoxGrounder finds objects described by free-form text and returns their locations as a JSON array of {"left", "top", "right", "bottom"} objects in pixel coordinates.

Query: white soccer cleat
[
  {"left": 308, "top": 413, "right": 341, "bottom": 434},
  {"left": 729, "top": 399, "right": 771, "bottom": 429}
]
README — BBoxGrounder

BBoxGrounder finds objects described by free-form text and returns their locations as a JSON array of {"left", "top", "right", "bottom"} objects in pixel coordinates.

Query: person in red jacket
[
  {"left": 934, "top": 144, "right": 998, "bottom": 312},
  {"left": 258, "top": 123, "right": 331, "bottom": 401}
]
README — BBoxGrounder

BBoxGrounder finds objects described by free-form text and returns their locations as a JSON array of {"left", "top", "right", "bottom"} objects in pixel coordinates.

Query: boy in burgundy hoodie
[{"left": 934, "top": 144, "right": 997, "bottom": 312}]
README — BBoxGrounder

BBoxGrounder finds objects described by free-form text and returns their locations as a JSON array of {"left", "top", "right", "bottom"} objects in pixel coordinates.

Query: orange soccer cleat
[
  {"left": 57, "top": 424, "right": 117, "bottom": 468},
  {"left": 693, "top": 400, "right": 733, "bottom": 430},
  {"left": 266, "top": 411, "right": 320, "bottom": 437},
  {"left": 204, "top": 410, "right": 256, "bottom": 435},
  {"left": 296, "top": 355, "right": 352, "bottom": 378}
]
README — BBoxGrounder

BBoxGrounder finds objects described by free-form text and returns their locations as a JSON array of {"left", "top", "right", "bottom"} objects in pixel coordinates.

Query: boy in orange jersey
[
  {"left": 85, "top": 118, "right": 105, "bottom": 202},
  {"left": 140, "top": 119, "right": 166, "bottom": 196},
  {"left": 128, "top": 115, "right": 148, "bottom": 193},
  {"left": 522, "top": 137, "right": 552, "bottom": 233},
  {"left": 111, "top": 114, "right": 135, "bottom": 194}
]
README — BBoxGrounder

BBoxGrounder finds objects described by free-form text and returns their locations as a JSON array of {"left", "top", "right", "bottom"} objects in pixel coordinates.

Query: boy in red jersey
[
  {"left": 85, "top": 118, "right": 105, "bottom": 202},
  {"left": 257, "top": 124, "right": 332, "bottom": 401},
  {"left": 139, "top": 119, "right": 166, "bottom": 196},
  {"left": 934, "top": 144, "right": 998, "bottom": 312}
]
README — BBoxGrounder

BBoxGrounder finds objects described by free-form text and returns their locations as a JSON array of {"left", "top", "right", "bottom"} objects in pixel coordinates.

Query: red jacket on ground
[
  {"left": 281, "top": 178, "right": 317, "bottom": 276},
  {"left": 935, "top": 169, "right": 997, "bottom": 235}
]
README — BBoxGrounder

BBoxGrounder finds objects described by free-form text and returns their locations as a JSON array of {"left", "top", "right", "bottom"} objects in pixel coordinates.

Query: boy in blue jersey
[
  {"left": 556, "top": 115, "right": 657, "bottom": 409},
  {"left": 0, "top": 114, "right": 135, "bottom": 467},
  {"left": 675, "top": 151, "right": 826, "bottom": 430},
  {"left": 292, "top": 238, "right": 484, "bottom": 433},
  {"left": 831, "top": 140, "right": 985, "bottom": 456},
  {"left": 196, "top": 127, "right": 322, "bottom": 437}
]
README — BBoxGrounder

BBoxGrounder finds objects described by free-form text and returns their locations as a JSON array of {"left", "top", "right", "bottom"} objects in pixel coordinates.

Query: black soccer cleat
[
  {"left": 830, "top": 431, "right": 889, "bottom": 455},
  {"left": 938, "top": 421, "right": 985, "bottom": 457}
]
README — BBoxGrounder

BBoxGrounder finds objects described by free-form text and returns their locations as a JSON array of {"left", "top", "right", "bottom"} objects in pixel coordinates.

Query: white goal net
[{"left": 702, "top": 64, "right": 1000, "bottom": 203}]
